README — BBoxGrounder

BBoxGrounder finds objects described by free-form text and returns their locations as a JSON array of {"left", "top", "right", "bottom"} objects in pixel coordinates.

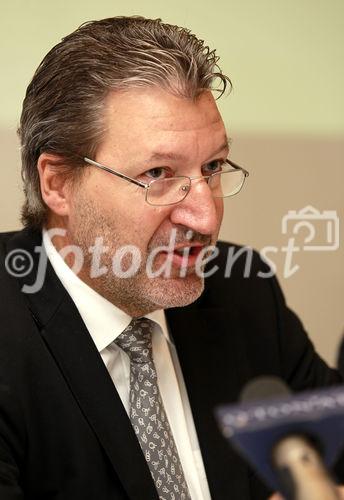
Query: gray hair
[{"left": 18, "top": 16, "right": 231, "bottom": 229}]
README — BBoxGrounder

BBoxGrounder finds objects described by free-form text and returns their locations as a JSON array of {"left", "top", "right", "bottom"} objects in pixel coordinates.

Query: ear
[{"left": 37, "top": 153, "right": 74, "bottom": 218}]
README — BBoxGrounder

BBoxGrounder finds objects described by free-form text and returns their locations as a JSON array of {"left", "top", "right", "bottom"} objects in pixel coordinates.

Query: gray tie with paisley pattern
[{"left": 116, "top": 318, "right": 191, "bottom": 500}]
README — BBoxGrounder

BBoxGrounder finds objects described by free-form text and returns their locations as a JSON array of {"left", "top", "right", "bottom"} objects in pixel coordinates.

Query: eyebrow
[{"left": 146, "top": 137, "right": 231, "bottom": 163}]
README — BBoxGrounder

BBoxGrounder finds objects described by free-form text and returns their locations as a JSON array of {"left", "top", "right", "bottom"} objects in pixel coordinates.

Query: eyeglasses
[{"left": 83, "top": 156, "right": 249, "bottom": 207}]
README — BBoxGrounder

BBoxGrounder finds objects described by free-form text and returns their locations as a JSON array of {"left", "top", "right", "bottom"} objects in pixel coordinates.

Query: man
[{"left": 0, "top": 16, "right": 342, "bottom": 500}]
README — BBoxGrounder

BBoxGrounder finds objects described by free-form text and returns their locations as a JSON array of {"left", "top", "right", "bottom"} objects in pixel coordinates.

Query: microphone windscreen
[
  {"left": 216, "top": 380, "right": 344, "bottom": 491},
  {"left": 240, "top": 376, "right": 291, "bottom": 403}
]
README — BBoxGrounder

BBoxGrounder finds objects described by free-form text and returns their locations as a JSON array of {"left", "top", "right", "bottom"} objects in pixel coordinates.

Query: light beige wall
[
  {"left": 1, "top": 1, "right": 343, "bottom": 365},
  {"left": 220, "top": 134, "right": 344, "bottom": 366}
]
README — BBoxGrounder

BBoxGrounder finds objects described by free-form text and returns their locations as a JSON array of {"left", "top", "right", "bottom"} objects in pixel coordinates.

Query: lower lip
[{"left": 159, "top": 247, "right": 204, "bottom": 268}]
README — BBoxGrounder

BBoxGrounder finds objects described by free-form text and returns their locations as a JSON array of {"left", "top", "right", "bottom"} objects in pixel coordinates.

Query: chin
[{"left": 147, "top": 274, "right": 205, "bottom": 309}]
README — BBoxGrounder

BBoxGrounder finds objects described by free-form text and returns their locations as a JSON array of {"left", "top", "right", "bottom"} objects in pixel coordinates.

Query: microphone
[{"left": 216, "top": 377, "right": 344, "bottom": 499}]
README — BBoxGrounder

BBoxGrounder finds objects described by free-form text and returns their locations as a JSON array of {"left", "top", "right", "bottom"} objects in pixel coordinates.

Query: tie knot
[{"left": 116, "top": 318, "right": 154, "bottom": 364}]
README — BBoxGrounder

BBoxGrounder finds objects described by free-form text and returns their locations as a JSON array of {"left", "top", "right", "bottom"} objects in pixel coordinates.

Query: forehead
[{"left": 98, "top": 87, "right": 227, "bottom": 162}]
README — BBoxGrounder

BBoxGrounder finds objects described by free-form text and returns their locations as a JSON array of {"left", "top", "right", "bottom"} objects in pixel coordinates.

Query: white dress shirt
[{"left": 43, "top": 229, "right": 211, "bottom": 500}]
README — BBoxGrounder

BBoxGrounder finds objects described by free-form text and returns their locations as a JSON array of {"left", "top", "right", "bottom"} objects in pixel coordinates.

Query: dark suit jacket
[
  {"left": 337, "top": 336, "right": 344, "bottom": 378},
  {"left": 0, "top": 228, "right": 341, "bottom": 500}
]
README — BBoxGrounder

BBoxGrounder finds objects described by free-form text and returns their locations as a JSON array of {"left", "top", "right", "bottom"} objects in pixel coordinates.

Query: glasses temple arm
[
  {"left": 83, "top": 157, "right": 148, "bottom": 188},
  {"left": 225, "top": 159, "right": 249, "bottom": 177}
]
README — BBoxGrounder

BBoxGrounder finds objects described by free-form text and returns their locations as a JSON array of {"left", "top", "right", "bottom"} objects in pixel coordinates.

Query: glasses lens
[
  {"left": 210, "top": 170, "right": 246, "bottom": 198},
  {"left": 147, "top": 177, "right": 191, "bottom": 206}
]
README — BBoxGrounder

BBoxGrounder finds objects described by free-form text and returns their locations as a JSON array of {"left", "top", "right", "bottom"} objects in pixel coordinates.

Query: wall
[{"left": 1, "top": 0, "right": 343, "bottom": 364}]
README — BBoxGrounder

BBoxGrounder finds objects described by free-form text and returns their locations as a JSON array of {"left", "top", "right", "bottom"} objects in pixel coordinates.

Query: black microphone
[{"left": 216, "top": 377, "right": 344, "bottom": 500}]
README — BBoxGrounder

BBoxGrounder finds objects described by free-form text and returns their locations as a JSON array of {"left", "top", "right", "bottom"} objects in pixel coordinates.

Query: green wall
[{"left": 2, "top": 0, "right": 344, "bottom": 135}]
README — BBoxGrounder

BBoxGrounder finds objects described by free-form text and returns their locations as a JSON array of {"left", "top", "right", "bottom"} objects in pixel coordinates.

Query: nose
[{"left": 169, "top": 178, "right": 222, "bottom": 236}]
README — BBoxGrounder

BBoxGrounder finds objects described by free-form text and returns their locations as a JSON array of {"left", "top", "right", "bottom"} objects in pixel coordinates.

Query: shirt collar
[{"left": 42, "top": 229, "right": 172, "bottom": 352}]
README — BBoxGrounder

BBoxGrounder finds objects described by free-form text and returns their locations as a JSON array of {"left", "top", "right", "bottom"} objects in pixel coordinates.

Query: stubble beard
[{"left": 67, "top": 198, "right": 205, "bottom": 316}]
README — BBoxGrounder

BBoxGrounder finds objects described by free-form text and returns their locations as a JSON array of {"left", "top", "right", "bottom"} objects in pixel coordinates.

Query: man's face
[{"left": 66, "top": 87, "right": 228, "bottom": 316}]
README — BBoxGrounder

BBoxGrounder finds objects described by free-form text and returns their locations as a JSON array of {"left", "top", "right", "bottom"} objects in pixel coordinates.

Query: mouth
[
  {"left": 174, "top": 244, "right": 203, "bottom": 257},
  {"left": 159, "top": 243, "right": 210, "bottom": 270}
]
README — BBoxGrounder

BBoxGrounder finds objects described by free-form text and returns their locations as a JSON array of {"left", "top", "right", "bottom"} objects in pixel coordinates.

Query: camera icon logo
[{"left": 281, "top": 205, "right": 340, "bottom": 252}]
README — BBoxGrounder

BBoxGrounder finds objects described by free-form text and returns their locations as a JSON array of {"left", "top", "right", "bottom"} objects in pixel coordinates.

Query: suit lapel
[
  {"left": 6, "top": 229, "right": 158, "bottom": 500},
  {"left": 166, "top": 306, "right": 252, "bottom": 499}
]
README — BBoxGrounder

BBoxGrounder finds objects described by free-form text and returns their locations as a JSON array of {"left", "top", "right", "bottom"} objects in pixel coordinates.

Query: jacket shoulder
[
  {"left": 198, "top": 240, "right": 274, "bottom": 307},
  {"left": 0, "top": 229, "right": 39, "bottom": 345},
  {"left": 0, "top": 230, "right": 21, "bottom": 251}
]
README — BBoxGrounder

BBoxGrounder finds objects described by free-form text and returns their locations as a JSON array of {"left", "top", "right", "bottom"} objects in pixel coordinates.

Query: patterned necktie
[{"left": 116, "top": 318, "right": 191, "bottom": 500}]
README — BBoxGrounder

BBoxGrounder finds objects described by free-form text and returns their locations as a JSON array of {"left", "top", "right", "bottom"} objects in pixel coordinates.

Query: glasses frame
[{"left": 83, "top": 156, "right": 249, "bottom": 206}]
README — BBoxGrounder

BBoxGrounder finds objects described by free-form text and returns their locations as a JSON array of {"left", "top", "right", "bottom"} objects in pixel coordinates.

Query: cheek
[
  {"left": 125, "top": 206, "right": 171, "bottom": 244},
  {"left": 215, "top": 199, "right": 224, "bottom": 227},
  {"left": 149, "top": 208, "right": 178, "bottom": 244}
]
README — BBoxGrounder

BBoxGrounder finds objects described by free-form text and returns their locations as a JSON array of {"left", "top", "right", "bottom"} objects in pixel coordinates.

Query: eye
[
  {"left": 202, "top": 160, "right": 225, "bottom": 175},
  {"left": 142, "top": 167, "right": 172, "bottom": 181}
]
